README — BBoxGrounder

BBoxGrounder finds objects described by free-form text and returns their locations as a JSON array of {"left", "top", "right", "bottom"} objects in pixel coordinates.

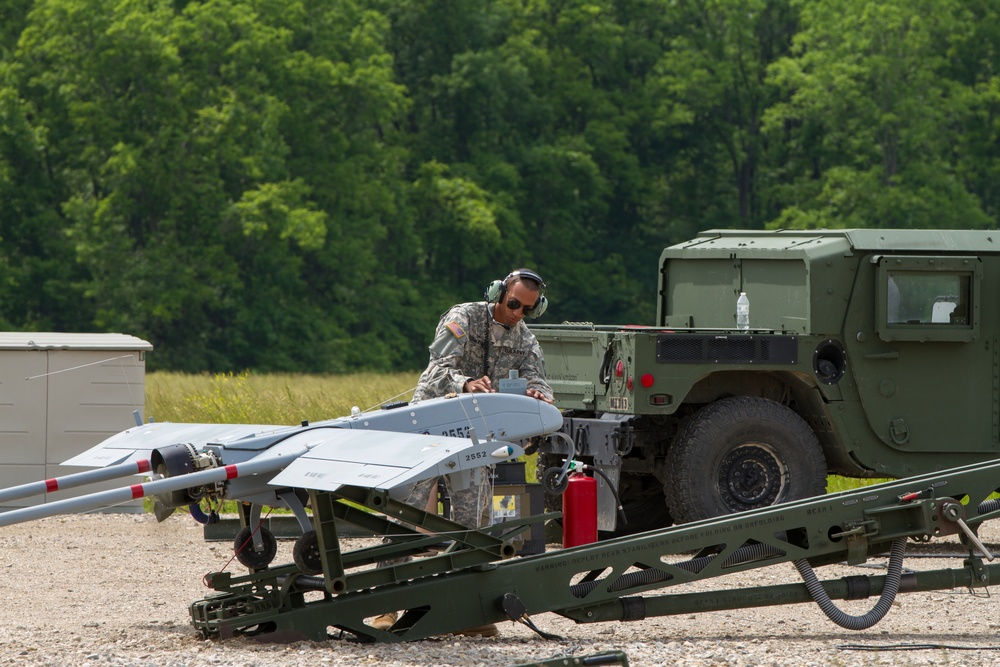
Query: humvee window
[
  {"left": 876, "top": 255, "right": 980, "bottom": 342},
  {"left": 886, "top": 273, "right": 968, "bottom": 325}
]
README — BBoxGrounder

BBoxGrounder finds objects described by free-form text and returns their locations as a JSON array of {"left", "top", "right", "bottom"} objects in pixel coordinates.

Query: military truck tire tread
[{"left": 665, "top": 396, "right": 826, "bottom": 524}]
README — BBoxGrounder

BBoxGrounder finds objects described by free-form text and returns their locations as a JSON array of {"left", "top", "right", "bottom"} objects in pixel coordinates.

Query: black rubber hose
[
  {"left": 546, "top": 432, "right": 577, "bottom": 491},
  {"left": 582, "top": 465, "right": 628, "bottom": 528},
  {"left": 793, "top": 537, "right": 906, "bottom": 630},
  {"left": 188, "top": 503, "right": 210, "bottom": 524},
  {"left": 978, "top": 498, "right": 1000, "bottom": 515}
]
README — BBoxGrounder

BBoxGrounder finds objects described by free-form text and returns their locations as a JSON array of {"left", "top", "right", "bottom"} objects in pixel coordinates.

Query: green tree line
[{"left": 1, "top": 0, "right": 998, "bottom": 371}]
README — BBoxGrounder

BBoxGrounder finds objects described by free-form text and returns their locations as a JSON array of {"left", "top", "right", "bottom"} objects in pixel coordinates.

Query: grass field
[
  {"left": 145, "top": 370, "right": 421, "bottom": 424},
  {"left": 145, "top": 371, "right": 887, "bottom": 494}
]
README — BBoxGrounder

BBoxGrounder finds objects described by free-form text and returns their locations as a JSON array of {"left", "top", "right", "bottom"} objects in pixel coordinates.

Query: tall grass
[
  {"left": 145, "top": 371, "right": 420, "bottom": 424},
  {"left": 827, "top": 475, "right": 891, "bottom": 494}
]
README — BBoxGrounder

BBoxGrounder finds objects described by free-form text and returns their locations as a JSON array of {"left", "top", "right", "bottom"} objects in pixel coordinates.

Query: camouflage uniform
[
  {"left": 402, "top": 301, "right": 553, "bottom": 529},
  {"left": 412, "top": 301, "right": 553, "bottom": 403}
]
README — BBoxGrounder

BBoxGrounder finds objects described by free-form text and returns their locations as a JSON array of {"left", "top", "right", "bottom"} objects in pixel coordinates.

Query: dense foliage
[{"left": 2, "top": 0, "right": 998, "bottom": 371}]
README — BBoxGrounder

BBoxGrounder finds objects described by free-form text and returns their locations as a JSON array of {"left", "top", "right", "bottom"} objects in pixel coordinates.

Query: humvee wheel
[
  {"left": 234, "top": 525, "right": 278, "bottom": 570},
  {"left": 293, "top": 530, "right": 323, "bottom": 575},
  {"left": 665, "top": 396, "right": 826, "bottom": 524}
]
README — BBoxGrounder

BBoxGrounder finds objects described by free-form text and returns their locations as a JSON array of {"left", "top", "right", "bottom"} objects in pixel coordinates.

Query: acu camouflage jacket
[{"left": 412, "top": 301, "right": 553, "bottom": 402}]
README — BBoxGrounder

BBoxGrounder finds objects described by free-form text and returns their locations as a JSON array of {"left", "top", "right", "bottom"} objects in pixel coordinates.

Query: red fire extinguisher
[{"left": 563, "top": 472, "right": 598, "bottom": 548}]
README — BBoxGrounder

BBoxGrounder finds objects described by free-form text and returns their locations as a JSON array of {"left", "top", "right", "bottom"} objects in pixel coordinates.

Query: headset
[{"left": 485, "top": 268, "right": 548, "bottom": 318}]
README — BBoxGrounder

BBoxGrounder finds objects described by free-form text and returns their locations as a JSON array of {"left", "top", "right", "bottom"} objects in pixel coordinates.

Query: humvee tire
[{"left": 665, "top": 396, "right": 826, "bottom": 524}]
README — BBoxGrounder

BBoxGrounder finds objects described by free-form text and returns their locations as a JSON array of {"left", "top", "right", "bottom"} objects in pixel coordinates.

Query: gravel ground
[{"left": 2, "top": 513, "right": 1000, "bottom": 666}]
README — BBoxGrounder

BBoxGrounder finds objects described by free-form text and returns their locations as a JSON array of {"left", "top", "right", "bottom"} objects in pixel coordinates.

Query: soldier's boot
[
  {"left": 455, "top": 623, "right": 499, "bottom": 638},
  {"left": 371, "top": 612, "right": 397, "bottom": 631}
]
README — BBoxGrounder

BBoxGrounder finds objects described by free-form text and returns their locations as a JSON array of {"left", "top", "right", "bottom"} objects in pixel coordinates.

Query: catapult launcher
[{"left": 182, "top": 458, "right": 1000, "bottom": 642}]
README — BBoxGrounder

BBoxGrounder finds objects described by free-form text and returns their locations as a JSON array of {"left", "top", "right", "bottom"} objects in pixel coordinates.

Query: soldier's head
[{"left": 489, "top": 269, "right": 547, "bottom": 327}]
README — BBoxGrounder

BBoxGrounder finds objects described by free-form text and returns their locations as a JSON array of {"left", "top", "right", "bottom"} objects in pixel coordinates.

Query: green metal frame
[{"left": 190, "top": 459, "right": 1000, "bottom": 643}]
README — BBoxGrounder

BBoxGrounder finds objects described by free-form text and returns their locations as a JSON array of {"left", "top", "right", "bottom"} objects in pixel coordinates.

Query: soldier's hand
[
  {"left": 526, "top": 388, "right": 554, "bottom": 403},
  {"left": 464, "top": 376, "right": 494, "bottom": 393}
]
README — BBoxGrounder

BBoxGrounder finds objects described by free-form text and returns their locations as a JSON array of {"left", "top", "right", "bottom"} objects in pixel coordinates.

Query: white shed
[{"left": 0, "top": 333, "right": 153, "bottom": 509}]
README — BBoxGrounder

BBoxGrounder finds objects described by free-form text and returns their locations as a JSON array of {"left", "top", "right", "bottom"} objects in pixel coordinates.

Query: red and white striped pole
[
  {"left": 0, "top": 459, "right": 153, "bottom": 505},
  {"left": 0, "top": 448, "right": 305, "bottom": 528}
]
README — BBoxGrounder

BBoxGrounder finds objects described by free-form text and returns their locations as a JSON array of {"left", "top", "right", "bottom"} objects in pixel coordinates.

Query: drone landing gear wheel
[
  {"left": 293, "top": 530, "right": 323, "bottom": 575},
  {"left": 541, "top": 467, "right": 570, "bottom": 494},
  {"left": 233, "top": 525, "right": 278, "bottom": 570}
]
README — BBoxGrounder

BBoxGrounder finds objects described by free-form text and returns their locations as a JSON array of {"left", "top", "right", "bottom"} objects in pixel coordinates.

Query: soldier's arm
[{"left": 414, "top": 309, "right": 475, "bottom": 398}]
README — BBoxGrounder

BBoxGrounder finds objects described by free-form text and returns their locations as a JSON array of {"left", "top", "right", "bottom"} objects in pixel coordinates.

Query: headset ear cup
[
  {"left": 485, "top": 279, "right": 504, "bottom": 303},
  {"left": 526, "top": 295, "right": 548, "bottom": 318}
]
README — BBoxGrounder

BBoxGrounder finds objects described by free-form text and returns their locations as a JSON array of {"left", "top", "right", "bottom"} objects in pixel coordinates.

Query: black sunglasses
[{"left": 506, "top": 298, "right": 535, "bottom": 314}]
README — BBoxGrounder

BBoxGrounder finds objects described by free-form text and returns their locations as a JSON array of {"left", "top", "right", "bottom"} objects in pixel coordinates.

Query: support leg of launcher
[{"left": 191, "top": 485, "right": 550, "bottom": 642}]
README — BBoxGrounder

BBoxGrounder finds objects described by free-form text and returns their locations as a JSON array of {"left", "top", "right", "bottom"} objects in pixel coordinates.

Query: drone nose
[{"left": 538, "top": 401, "right": 563, "bottom": 435}]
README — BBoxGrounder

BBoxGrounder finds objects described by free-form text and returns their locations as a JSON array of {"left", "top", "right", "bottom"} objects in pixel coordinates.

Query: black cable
[
  {"left": 499, "top": 592, "right": 564, "bottom": 641},
  {"left": 482, "top": 306, "right": 491, "bottom": 379},
  {"left": 839, "top": 643, "right": 1000, "bottom": 651},
  {"left": 515, "top": 615, "right": 564, "bottom": 641},
  {"left": 582, "top": 464, "right": 628, "bottom": 527}
]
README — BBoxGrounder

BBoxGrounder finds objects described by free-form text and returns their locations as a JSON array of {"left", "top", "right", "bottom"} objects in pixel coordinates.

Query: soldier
[
  {"left": 373, "top": 269, "right": 554, "bottom": 637},
  {"left": 412, "top": 268, "right": 554, "bottom": 405}
]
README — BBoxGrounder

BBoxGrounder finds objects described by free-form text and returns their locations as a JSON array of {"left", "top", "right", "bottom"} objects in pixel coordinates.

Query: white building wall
[{"left": 0, "top": 333, "right": 152, "bottom": 508}]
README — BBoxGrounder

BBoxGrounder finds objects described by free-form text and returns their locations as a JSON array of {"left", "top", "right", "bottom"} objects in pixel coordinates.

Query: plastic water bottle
[{"left": 736, "top": 292, "right": 750, "bottom": 331}]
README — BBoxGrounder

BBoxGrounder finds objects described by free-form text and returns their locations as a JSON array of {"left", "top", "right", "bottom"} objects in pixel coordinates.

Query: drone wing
[
  {"left": 61, "top": 422, "right": 292, "bottom": 467},
  {"left": 269, "top": 428, "right": 522, "bottom": 493},
  {"left": 62, "top": 393, "right": 560, "bottom": 473}
]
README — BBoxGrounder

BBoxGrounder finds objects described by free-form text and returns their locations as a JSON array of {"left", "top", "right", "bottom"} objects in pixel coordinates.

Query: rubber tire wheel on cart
[
  {"left": 294, "top": 530, "right": 323, "bottom": 575},
  {"left": 233, "top": 525, "right": 278, "bottom": 570},
  {"left": 665, "top": 396, "right": 826, "bottom": 524}
]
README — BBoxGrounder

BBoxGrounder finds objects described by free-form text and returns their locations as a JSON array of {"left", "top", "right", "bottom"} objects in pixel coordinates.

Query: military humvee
[{"left": 532, "top": 228, "right": 993, "bottom": 534}]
